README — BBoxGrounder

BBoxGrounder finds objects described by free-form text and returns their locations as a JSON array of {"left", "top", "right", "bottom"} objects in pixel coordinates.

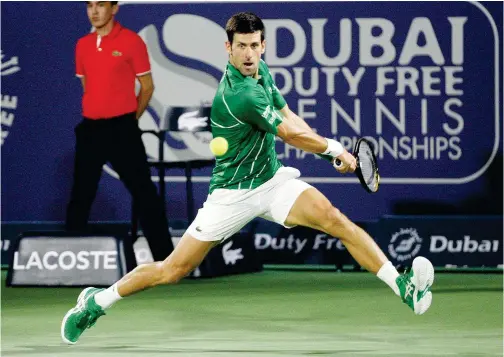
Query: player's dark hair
[
  {"left": 86, "top": 1, "right": 118, "bottom": 5},
  {"left": 226, "top": 12, "right": 265, "bottom": 44}
]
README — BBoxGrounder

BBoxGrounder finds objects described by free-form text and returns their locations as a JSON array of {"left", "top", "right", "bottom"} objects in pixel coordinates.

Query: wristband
[{"left": 322, "top": 138, "right": 344, "bottom": 158}]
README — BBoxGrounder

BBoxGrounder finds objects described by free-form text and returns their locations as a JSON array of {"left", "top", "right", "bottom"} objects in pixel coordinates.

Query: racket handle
[{"left": 333, "top": 158, "right": 342, "bottom": 168}]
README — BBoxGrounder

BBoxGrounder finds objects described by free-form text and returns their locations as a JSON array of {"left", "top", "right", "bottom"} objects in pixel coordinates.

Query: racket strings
[{"left": 357, "top": 143, "right": 379, "bottom": 191}]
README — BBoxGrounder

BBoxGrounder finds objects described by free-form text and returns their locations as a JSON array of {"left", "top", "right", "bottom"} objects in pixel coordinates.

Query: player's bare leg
[
  {"left": 285, "top": 187, "right": 434, "bottom": 315},
  {"left": 117, "top": 234, "right": 217, "bottom": 297},
  {"left": 286, "top": 188, "right": 387, "bottom": 273},
  {"left": 61, "top": 234, "right": 216, "bottom": 344}
]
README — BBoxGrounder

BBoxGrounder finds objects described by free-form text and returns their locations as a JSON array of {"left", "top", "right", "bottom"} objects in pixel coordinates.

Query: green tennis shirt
[{"left": 208, "top": 60, "right": 286, "bottom": 194}]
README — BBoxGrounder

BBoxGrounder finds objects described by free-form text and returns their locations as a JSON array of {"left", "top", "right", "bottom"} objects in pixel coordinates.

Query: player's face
[
  {"left": 87, "top": 1, "right": 117, "bottom": 29},
  {"left": 226, "top": 32, "right": 265, "bottom": 77}
]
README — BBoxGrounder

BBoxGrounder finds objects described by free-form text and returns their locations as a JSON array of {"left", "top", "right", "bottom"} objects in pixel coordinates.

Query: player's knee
[
  {"left": 321, "top": 207, "right": 341, "bottom": 229},
  {"left": 157, "top": 261, "right": 193, "bottom": 285},
  {"left": 310, "top": 200, "right": 333, "bottom": 226},
  {"left": 326, "top": 206, "right": 342, "bottom": 222},
  {"left": 321, "top": 207, "right": 355, "bottom": 238}
]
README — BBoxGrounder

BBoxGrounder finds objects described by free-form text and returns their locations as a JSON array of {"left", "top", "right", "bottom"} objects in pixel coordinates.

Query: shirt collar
[
  {"left": 226, "top": 62, "right": 246, "bottom": 81},
  {"left": 96, "top": 21, "right": 122, "bottom": 40}
]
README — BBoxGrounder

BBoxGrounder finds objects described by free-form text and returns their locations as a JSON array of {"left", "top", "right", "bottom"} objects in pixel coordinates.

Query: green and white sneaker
[
  {"left": 396, "top": 256, "right": 435, "bottom": 315},
  {"left": 61, "top": 287, "right": 106, "bottom": 344}
]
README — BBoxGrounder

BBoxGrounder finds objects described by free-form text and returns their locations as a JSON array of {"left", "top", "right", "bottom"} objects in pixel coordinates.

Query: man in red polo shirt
[{"left": 66, "top": 1, "right": 174, "bottom": 261}]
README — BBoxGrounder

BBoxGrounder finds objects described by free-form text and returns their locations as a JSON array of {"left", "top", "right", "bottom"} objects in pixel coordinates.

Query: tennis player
[{"left": 61, "top": 12, "right": 435, "bottom": 344}]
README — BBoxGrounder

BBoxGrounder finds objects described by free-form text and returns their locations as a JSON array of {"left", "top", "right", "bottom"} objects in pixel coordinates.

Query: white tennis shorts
[{"left": 187, "top": 166, "right": 313, "bottom": 242}]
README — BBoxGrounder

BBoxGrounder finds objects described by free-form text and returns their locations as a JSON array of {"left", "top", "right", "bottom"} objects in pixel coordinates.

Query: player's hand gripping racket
[{"left": 334, "top": 138, "right": 380, "bottom": 193}]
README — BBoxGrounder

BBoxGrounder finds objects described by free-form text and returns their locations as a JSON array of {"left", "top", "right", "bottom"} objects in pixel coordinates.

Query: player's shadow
[
  {"left": 10, "top": 345, "right": 371, "bottom": 355},
  {"left": 434, "top": 287, "right": 502, "bottom": 294}
]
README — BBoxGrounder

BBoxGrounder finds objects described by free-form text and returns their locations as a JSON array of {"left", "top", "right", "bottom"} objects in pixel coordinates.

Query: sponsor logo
[
  {"left": 261, "top": 105, "right": 272, "bottom": 120},
  {"left": 177, "top": 110, "right": 208, "bottom": 131},
  {"left": 112, "top": 50, "right": 122, "bottom": 57},
  {"left": 404, "top": 280, "right": 415, "bottom": 299},
  {"left": 13, "top": 250, "right": 118, "bottom": 270},
  {"left": 9, "top": 236, "right": 123, "bottom": 286},
  {"left": 222, "top": 240, "right": 244, "bottom": 265},
  {"left": 388, "top": 228, "right": 422, "bottom": 262},
  {"left": 269, "top": 110, "right": 281, "bottom": 125},
  {"left": 255, "top": 233, "right": 345, "bottom": 254},
  {"left": 313, "top": 234, "right": 346, "bottom": 250},
  {"left": 261, "top": 105, "right": 282, "bottom": 125},
  {"left": 430, "top": 235, "right": 500, "bottom": 253},
  {"left": 1, "top": 50, "right": 20, "bottom": 146}
]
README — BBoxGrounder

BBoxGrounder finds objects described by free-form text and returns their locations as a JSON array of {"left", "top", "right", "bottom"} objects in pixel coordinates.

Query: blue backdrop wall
[{"left": 1, "top": 1, "right": 502, "bottom": 223}]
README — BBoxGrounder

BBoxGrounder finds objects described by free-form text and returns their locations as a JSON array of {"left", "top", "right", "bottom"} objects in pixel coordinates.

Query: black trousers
[{"left": 66, "top": 112, "right": 174, "bottom": 261}]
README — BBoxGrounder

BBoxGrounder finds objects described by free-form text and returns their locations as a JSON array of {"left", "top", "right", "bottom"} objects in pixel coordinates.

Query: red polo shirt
[{"left": 75, "top": 22, "right": 151, "bottom": 119}]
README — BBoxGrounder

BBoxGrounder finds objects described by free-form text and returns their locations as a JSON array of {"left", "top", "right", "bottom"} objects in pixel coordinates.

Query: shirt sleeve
[
  {"left": 131, "top": 36, "right": 151, "bottom": 76},
  {"left": 260, "top": 60, "right": 287, "bottom": 110},
  {"left": 271, "top": 82, "right": 286, "bottom": 110},
  {"left": 241, "top": 85, "right": 284, "bottom": 135},
  {"left": 75, "top": 40, "right": 84, "bottom": 78}
]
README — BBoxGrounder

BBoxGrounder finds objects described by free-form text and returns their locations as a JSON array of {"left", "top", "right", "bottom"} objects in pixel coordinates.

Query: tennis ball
[{"left": 209, "top": 137, "right": 228, "bottom": 156}]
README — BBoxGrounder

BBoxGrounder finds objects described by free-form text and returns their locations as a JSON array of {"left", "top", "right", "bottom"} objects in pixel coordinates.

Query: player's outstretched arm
[
  {"left": 278, "top": 104, "right": 316, "bottom": 134},
  {"left": 276, "top": 105, "right": 356, "bottom": 173}
]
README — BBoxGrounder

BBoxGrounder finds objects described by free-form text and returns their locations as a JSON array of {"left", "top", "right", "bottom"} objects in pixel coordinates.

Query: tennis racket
[{"left": 334, "top": 138, "right": 380, "bottom": 193}]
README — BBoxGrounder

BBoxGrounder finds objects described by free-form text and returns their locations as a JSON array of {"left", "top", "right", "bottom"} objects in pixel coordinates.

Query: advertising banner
[
  {"left": 380, "top": 216, "right": 503, "bottom": 268},
  {"left": 252, "top": 216, "right": 503, "bottom": 268},
  {"left": 7, "top": 233, "right": 126, "bottom": 286},
  {"left": 252, "top": 223, "right": 374, "bottom": 267},
  {"left": 2, "top": 216, "right": 502, "bottom": 275},
  {"left": 1, "top": 2, "right": 501, "bottom": 224},
  {"left": 5, "top": 228, "right": 261, "bottom": 285}
]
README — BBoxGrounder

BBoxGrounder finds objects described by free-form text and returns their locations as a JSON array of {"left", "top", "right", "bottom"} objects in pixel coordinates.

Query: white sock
[
  {"left": 94, "top": 283, "right": 123, "bottom": 309},
  {"left": 377, "top": 261, "right": 400, "bottom": 296}
]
